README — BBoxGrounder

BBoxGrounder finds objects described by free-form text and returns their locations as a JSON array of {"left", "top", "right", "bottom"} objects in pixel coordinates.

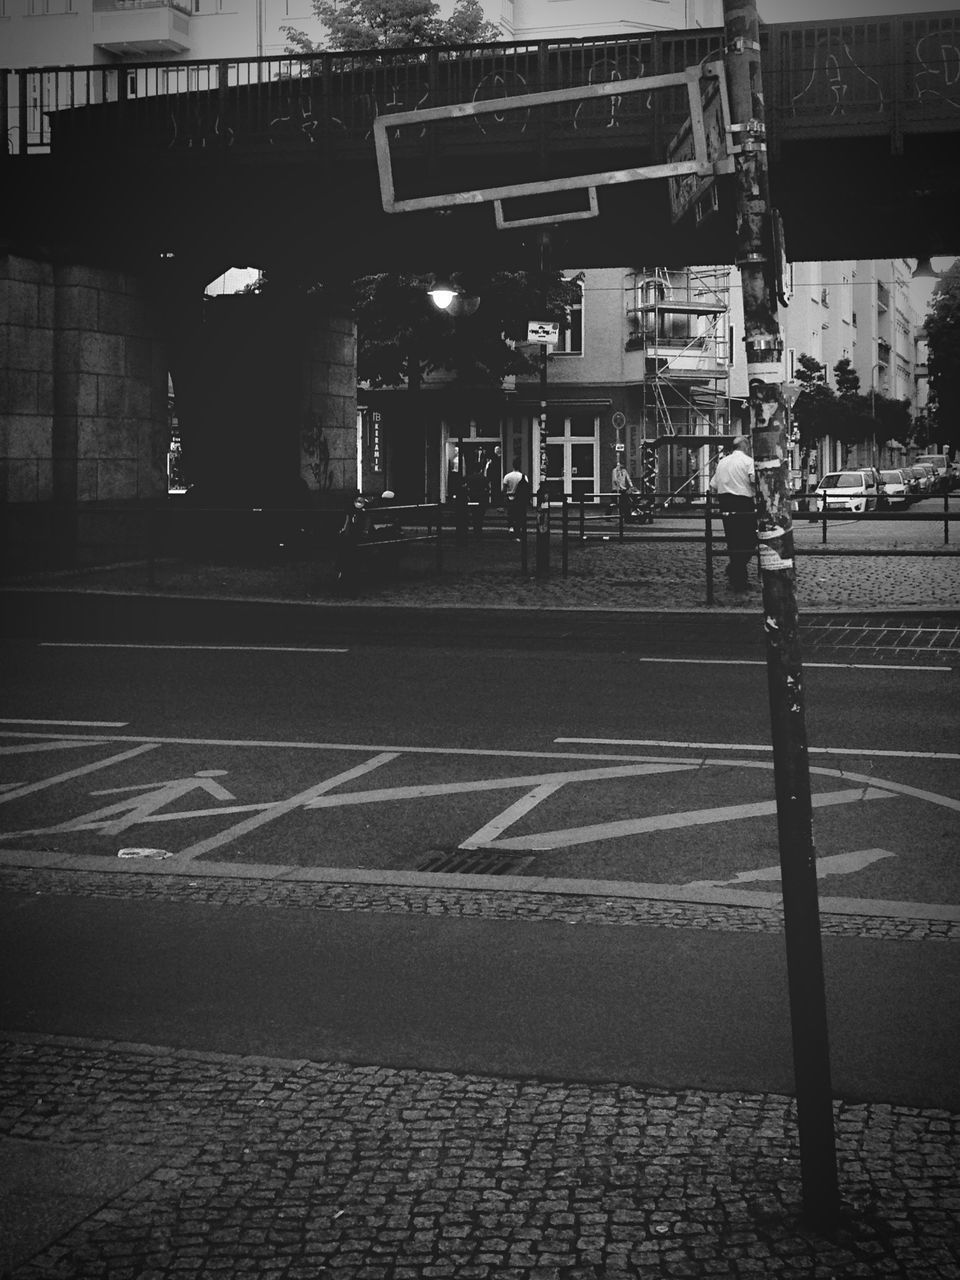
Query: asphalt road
[{"left": 1, "top": 607, "right": 957, "bottom": 904}]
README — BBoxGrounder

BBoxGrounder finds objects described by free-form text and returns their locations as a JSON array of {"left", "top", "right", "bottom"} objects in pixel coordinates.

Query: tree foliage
[
  {"left": 283, "top": 0, "right": 500, "bottom": 52},
  {"left": 924, "top": 258, "right": 960, "bottom": 454},
  {"left": 792, "top": 353, "right": 908, "bottom": 458},
  {"left": 354, "top": 270, "right": 583, "bottom": 389}
]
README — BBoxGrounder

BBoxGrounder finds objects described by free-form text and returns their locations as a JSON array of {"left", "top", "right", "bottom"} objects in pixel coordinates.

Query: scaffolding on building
[{"left": 629, "top": 266, "right": 732, "bottom": 504}]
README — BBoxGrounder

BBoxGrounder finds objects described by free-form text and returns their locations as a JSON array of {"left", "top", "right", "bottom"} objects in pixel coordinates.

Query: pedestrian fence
[{"left": 2, "top": 491, "right": 957, "bottom": 604}]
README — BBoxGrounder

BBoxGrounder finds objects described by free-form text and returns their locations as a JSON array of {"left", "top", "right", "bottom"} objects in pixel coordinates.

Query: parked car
[
  {"left": 915, "top": 454, "right": 950, "bottom": 493},
  {"left": 902, "top": 465, "right": 925, "bottom": 498},
  {"left": 879, "top": 469, "right": 909, "bottom": 507},
  {"left": 809, "top": 469, "right": 881, "bottom": 515},
  {"left": 910, "top": 463, "right": 938, "bottom": 496}
]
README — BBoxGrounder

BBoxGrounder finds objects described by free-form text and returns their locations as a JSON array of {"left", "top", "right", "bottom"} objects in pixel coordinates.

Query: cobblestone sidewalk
[
  {"left": 2, "top": 1032, "right": 958, "bottom": 1280},
  {"left": 14, "top": 532, "right": 960, "bottom": 615}
]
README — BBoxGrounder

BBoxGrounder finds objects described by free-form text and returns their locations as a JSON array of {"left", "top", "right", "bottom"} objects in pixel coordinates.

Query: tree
[
  {"left": 791, "top": 354, "right": 896, "bottom": 465},
  {"left": 833, "top": 357, "right": 860, "bottom": 398},
  {"left": 354, "top": 270, "right": 583, "bottom": 389},
  {"left": 792, "top": 355, "right": 839, "bottom": 457},
  {"left": 924, "top": 258, "right": 960, "bottom": 456},
  {"left": 283, "top": 0, "right": 500, "bottom": 53}
]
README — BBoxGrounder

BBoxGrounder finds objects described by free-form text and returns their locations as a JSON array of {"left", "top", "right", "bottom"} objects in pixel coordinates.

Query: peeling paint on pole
[{"left": 723, "top": 0, "right": 841, "bottom": 1233}]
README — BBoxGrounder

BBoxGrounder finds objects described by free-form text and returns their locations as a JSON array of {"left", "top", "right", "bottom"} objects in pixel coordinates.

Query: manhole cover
[{"left": 416, "top": 848, "right": 533, "bottom": 876}]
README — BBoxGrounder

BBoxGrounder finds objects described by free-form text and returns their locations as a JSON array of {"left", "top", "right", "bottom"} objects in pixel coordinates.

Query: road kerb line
[{"left": 555, "top": 738, "right": 960, "bottom": 762}]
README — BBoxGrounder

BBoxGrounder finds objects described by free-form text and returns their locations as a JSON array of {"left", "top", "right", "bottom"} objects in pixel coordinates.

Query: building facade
[{"left": 0, "top": 1, "right": 326, "bottom": 67}]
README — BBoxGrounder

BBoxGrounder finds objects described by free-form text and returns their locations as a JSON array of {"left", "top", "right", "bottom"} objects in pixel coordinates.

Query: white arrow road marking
[
  {"left": 0, "top": 744, "right": 160, "bottom": 806},
  {"left": 482, "top": 786, "right": 898, "bottom": 852},
  {"left": 682, "top": 848, "right": 897, "bottom": 890}
]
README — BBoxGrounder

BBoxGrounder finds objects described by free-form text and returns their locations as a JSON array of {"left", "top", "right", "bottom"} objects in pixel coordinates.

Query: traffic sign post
[
  {"left": 723, "top": 0, "right": 841, "bottom": 1232},
  {"left": 535, "top": 323, "right": 551, "bottom": 579}
]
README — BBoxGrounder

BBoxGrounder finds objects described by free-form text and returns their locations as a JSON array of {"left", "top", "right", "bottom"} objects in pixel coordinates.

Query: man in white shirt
[
  {"left": 709, "top": 435, "right": 756, "bottom": 591},
  {"left": 501, "top": 463, "right": 529, "bottom": 538}
]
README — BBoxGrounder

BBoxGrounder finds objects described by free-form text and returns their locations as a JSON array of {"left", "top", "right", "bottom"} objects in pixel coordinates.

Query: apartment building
[
  {"left": 474, "top": 0, "right": 722, "bottom": 41},
  {"left": 0, "top": 1, "right": 326, "bottom": 67}
]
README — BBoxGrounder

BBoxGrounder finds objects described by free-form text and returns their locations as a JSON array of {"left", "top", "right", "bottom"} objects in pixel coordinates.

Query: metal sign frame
[
  {"left": 373, "top": 64, "right": 734, "bottom": 219},
  {"left": 666, "top": 61, "right": 735, "bottom": 223}
]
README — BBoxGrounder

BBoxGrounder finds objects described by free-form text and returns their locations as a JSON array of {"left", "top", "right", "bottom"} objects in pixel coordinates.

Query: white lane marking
[
  {"left": 556, "top": 737, "right": 960, "bottom": 762},
  {"left": 40, "top": 644, "right": 349, "bottom": 654},
  {"left": 303, "top": 762, "right": 696, "bottom": 809},
  {"left": 0, "top": 731, "right": 958, "bottom": 819},
  {"left": 486, "top": 788, "right": 897, "bottom": 852},
  {"left": 0, "top": 739, "right": 103, "bottom": 756},
  {"left": 682, "top": 848, "right": 896, "bottom": 890},
  {"left": 0, "top": 744, "right": 160, "bottom": 805},
  {"left": 0, "top": 718, "right": 129, "bottom": 727},
  {"left": 33, "top": 647, "right": 943, "bottom": 669},
  {"left": 570, "top": 657, "right": 951, "bottom": 672},
  {"left": 0, "top": 731, "right": 666, "bottom": 761},
  {"left": 176, "top": 753, "right": 400, "bottom": 862},
  {"left": 4, "top": 729, "right": 954, "bottom": 771},
  {"left": 461, "top": 783, "right": 566, "bottom": 850}
]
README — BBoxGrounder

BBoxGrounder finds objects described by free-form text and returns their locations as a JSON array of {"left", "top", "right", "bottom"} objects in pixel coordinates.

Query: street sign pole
[
  {"left": 722, "top": 0, "right": 841, "bottom": 1233},
  {"left": 534, "top": 230, "right": 553, "bottom": 578}
]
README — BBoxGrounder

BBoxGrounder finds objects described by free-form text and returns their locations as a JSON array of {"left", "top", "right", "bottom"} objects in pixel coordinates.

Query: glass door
[{"left": 541, "top": 415, "right": 599, "bottom": 501}]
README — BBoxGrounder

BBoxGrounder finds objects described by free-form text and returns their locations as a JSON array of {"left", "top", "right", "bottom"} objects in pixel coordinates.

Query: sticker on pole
[{"left": 528, "top": 321, "right": 560, "bottom": 345}]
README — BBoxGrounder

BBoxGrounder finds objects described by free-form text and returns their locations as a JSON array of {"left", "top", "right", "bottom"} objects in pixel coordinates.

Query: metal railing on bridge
[
  {"left": 1, "top": 30, "right": 719, "bottom": 159},
  {"left": 5, "top": 12, "right": 959, "bottom": 160}
]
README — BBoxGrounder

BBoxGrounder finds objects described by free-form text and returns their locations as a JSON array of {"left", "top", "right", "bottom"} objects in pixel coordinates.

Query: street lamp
[
  {"left": 428, "top": 283, "right": 457, "bottom": 310},
  {"left": 870, "top": 360, "right": 886, "bottom": 469},
  {"left": 427, "top": 277, "right": 480, "bottom": 317},
  {"left": 912, "top": 257, "right": 941, "bottom": 281},
  {"left": 427, "top": 277, "right": 480, "bottom": 542}
]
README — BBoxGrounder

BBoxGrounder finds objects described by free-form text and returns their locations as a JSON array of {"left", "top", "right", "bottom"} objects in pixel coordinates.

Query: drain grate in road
[{"left": 416, "top": 848, "right": 534, "bottom": 876}]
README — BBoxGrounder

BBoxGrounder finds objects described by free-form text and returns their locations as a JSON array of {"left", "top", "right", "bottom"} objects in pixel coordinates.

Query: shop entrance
[
  {"left": 540, "top": 413, "right": 599, "bottom": 501},
  {"left": 443, "top": 432, "right": 502, "bottom": 502}
]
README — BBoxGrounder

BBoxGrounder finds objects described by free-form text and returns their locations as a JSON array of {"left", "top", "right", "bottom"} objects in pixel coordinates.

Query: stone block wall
[
  {"left": 0, "top": 255, "right": 55, "bottom": 503},
  {"left": 0, "top": 253, "right": 168, "bottom": 506},
  {"left": 300, "top": 311, "right": 358, "bottom": 499}
]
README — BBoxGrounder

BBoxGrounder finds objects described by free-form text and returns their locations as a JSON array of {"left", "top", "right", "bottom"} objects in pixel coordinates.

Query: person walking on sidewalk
[
  {"left": 502, "top": 463, "right": 529, "bottom": 539},
  {"left": 709, "top": 435, "right": 757, "bottom": 591},
  {"left": 612, "top": 458, "right": 639, "bottom": 522}
]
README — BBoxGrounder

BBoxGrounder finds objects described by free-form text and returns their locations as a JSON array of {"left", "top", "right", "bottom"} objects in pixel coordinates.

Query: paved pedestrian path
[
  {"left": 2, "top": 1029, "right": 957, "bottom": 1280},
  {"left": 1, "top": 871, "right": 958, "bottom": 1280},
  {"left": 9, "top": 517, "right": 960, "bottom": 615}
]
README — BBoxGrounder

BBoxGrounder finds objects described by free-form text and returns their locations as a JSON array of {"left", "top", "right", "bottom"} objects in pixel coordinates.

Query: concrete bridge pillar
[
  {"left": 1, "top": 251, "right": 358, "bottom": 569},
  {"left": 1, "top": 252, "right": 168, "bottom": 508}
]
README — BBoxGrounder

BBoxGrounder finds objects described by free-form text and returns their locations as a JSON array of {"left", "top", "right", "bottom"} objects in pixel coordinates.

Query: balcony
[{"left": 93, "top": 0, "right": 192, "bottom": 56}]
